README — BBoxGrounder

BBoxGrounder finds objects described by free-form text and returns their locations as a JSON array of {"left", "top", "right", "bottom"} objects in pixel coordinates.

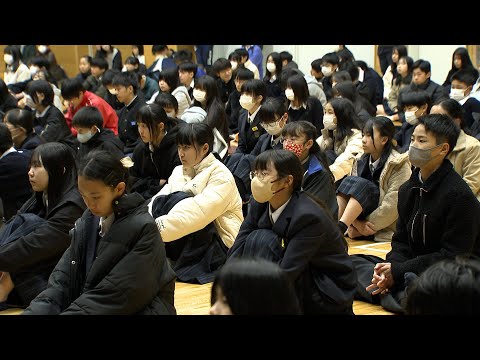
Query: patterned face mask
[{"left": 283, "top": 139, "right": 304, "bottom": 158}]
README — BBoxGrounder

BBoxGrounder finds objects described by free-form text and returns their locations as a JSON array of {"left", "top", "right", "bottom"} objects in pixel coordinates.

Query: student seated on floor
[
  {"left": 23, "top": 150, "right": 176, "bottom": 315},
  {"left": 210, "top": 257, "right": 301, "bottom": 315},
  {"left": 228, "top": 149, "right": 356, "bottom": 315},
  {"left": 404, "top": 255, "right": 480, "bottom": 315},
  {"left": 148, "top": 123, "right": 243, "bottom": 284},
  {"left": 352, "top": 114, "right": 480, "bottom": 314},
  {"left": 337, "top": 117, "right": 411, "bottom": 242},
  {"left": 0, "top": 142, "right": 85, "bottom": 310}
]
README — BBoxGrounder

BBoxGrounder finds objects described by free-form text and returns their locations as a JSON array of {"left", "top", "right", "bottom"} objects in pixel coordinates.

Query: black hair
[
  {"left": 412, "top": 59, "right": 431, "bottom": 74},
  {"left": 30, "top": 142, "right": 77, "bottom": 209},
  {"left": 279, "top": 51, "right": 293, "bottom": 63},
  {"left": 228, "top": 51, "right": 242, "bottom": 63},
  {"left": 154, "top": 92, "right": 179, "bottom": 113},
  {"left": 4, "top": 108, "right": 34, "bottom": 135},
  {"left": 332, "top": 70, "right": 352, "bottom": 84},
  {"left": 279, "top": 67, "right": 303, "bottom": 91},
  {"left": 434, "top": 98, "right": 465, "bottom": 129},
  {"left": 265, "top": 52, "right": 283, "bottom": 80},
  {"left": 328, "top": 98, "right": 362, "bottom": 142},
  {"left": 4, "top": 45, "right": 22, "bottom": 71},
  {"left": 178, "top": 62, "right": 197, "bottom": 76},
  {"left": 0, "top": 123, "right": 13, "bottom": 153},
  {"left": 451, "top": 69, "right": 478, "bottom": 87},
  {"left": 112, "top": 71, "right": 139, "bottom": 93},
  {"left": 282, "top": 121, "right": 334, "bottom": 185},
  {"left": 405, "top": 256, "right": 480, "bottom": 315},
  {"left": 176, "top": 122, "right": 214, "bottom": 156},
  {"left": 398, "top": 89, "right": 432, "bottom": 113},
  {"left": 254, "top": 149, "right": 304, "bottom": 191},
  {"left": 448, "top": 47, "right": 478, "bottom": 79},
  {"left": 211, "top": 257, "right": 301, "bottom": 315},
  {"left": 173, "top": 49, "right": 193, "bottom": 65},
  {"left": 235, "top": 67, "right": 254, "bottom": 81},
  {"left": 362, "top": 116, "right": 397, "bottom": 158},
  {"left": 389, "top": 45, "right": 408, "bottom": 81},
  {"left": 310, "top": 58, "right": 322, "bottom": 72},
  {"left": 29, "top": 56, "right": 50, "bottom": 69},
  {"left": 72, "top": 106, "right": 104, "bottom": 129},
  {"left": 125, "top": 56, "right": 140, "bottom": 68},
  {"left": 257, "top": 97, "right": 286, "bottom": 124},
  {"left": 80, "top": 55, "right": 92, "bottom": 66},
  {"left": 234, "top": 48, "right": 249, "bottom": 61},
  {"left": 286, "top": 74, "right": 309, "bottom": 104},
  {"left": 26, "top": 79, "right": 54, "bottom": 106},
  {"left": 132, "top": 45, "right": 144, "bottom": 56},
  {"left": 137, "top": 103, "right": 178, "bottom": 145},
  {"left": 394, "top": 56, "right": 414, "bottom": 87},
  {"left": 418, "top": 113, "right": 460, "bottom": 155},
  {"left": 0, "top": 78, "right": 11, "bottom": 103},
  {"left": 90, "top": 56, "right": 109, "bottom": 71},
  {"left": 240, "top": 79, "right": 267, "bottom": 101},
  {"left": 212, "top": 58, "right": 232, "bottom": 73},
  {"left": 78, "top": 149, "right": 129, "bottom": 188},
  {"left": 61, "top": 78, "right": 84, "bottom": 100},
  {"left": 158, "top": 68, "right": 180, "bottom": 92},
  {"left": 151, "top": 45, "right": 168, "bottom": 55},
  {"left": 321, "top": 52, "right": 340, "bottom": 66},
  {"left": 101, "top": 69, "right": 120, "bottom": 87}
]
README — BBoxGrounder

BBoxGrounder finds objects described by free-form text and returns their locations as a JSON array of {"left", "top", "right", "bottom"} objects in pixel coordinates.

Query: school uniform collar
[
  {"left": 369, "top": 155, "right": 380, "bottom": 173},
  {"left": 269, "top": 196, "right": 292, "bottom": 224},
  {"left": 35, "top": 105, "right": 52, "bottom": 118},
  {"left": 248, "top": 105, "right": 261, "bottom": 123},
  {"left": 0, "top": 146, "right": 16, "bottom": 160},
  {"left": 125, "top": 95, "right": 139, "bottom": 109},
  {"left": 288, "top": 102, "right": 307, "bottom": 110}
]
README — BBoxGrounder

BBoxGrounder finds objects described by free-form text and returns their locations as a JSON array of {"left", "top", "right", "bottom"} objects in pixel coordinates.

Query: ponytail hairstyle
[{"left": 78, "top": 150, "right": 129, "bottom": 191}]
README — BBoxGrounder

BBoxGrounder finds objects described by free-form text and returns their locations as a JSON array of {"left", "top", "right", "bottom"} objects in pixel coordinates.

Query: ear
[
  {"left": 304, "top": 139, "right": 314, "bottom": 150},
  {"left": 440, "top": 142, "right": 450, "bottom": 156},
  {"left": 256, "top": 95, "right": 263, "bottom": 103},
  {"left": 114, "top": 181, "right": 126, "bottom": 196},
  {"left": 158, "top": 121, "right": 165, "bottom": 132},
  {"left": 285, "top": 174, "right": 294, "bottom": 187},
  {"left": 203, "top": 143, "right": 209, "bottom": 154},
  {"left": 380, "top": 135, "right": 388, "bottom": 147}
]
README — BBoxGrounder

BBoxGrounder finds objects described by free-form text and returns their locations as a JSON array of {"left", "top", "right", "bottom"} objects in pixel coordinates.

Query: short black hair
[
  {"left": 4, "top": 108, "right": 34, "bottom": 135},
  {"left": 418, "top": 113, "right": 460, "bottom": 155},
  {"left": 26, "top": 79, "right": 54, "bottom": 105},
  {"left": 279, "top": 51, "right": 293, "bottom": 63},
  {"left": 72, "top": 106, "right": 104, "bottom": 129},
  {"left": 176, "top": 122, "right": 213, "bottom": 155},
  {"left": 112, "top": 71, "right": 139, "bottom": 93},
  {"left": 61, "top": 78, "right": 84, "bottom": 100},
  {"left": 91, "top": 56, "right": 109, "bottom": 70},
  {"left": 0, "top": 122, "right": 13, "bottom": 153}
]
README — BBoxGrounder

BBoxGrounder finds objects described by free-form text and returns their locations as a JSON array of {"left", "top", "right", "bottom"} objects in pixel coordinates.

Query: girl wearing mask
[
  {"left": 336, "top": 117, "right": 411, "bottom": 241},
  {"left": 24, "top": 150, "right": 176, "bottom": 315},
  {"left": 129, "top": 103, "right": 183, "bottom": 200},
  {"left": 228, "top": 149, "right": 356, "bottom": 315},
  {"left": 316, "top": 97, "right": 363, "bottom": 183},
  {"left": 284, "top": 74, "right": 324, "bottom": 134},
  {"left": 394, "top": 90, "right": 431, "bottom": 153},
  {"left": 148, "top": 123, "right": 243, "bottom": 284},
  {"left": 3, "top": 46, "right": 30, "bottom": 87},
  {"left": 263, "top": 52, "right": 283, "bottom": 99},
  {"left": 4, "top": 108, "right": 43, "bottom": 151},
  {"left": 282, "top": 121, "right": 338, "bottom": 218},
  {"left": 387, "top": 55, "right": 414, "bottom": 117}
]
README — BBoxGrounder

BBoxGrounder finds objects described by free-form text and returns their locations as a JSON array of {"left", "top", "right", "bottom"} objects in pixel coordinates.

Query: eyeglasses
[
  {"left": 249, "top": 170, "right": 269, "bottom": 181},
  {"left": 260, "top": 115, "right": 286, "bottom": 130}
]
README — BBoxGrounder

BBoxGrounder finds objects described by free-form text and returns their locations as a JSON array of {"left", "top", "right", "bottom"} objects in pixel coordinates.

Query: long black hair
[{"left": 30, "top": 142, "right": 77, "bottom": 209}]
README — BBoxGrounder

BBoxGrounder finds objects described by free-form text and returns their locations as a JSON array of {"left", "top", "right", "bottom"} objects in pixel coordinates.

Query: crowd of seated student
[{"left": 1, "top": 45, "right": 480, "bottom": 316}]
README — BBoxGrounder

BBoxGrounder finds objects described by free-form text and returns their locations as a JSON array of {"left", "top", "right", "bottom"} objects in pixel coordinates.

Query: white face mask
[
  {"left": 450, "top": 88, "right": 466, "bottom": 102},
  {"left": 101, "top": 45, "right": 110, "bottom": 52},
  {"left": 29, "top": 66, "right": 39, "bottom": 76},
  {"left": 193, "top": 89, "right": 207, "bottom": 102},
  {"left": 285, "top": 88, "right": 295, "bottom": 101},
  {"left": 77, "top": 128, "right": 97, "bottom": 144},
  {"left": 38, "top": 45, "right": 48, "bottom": 54},
  {"left": 266, "top": 62, "right": 276, "bottom": 73},
  {"left": 239, "top": 94, "right": 256, "bottom": 111},
  {"left": 404, "top": 109, "right": 420, "bottom": 125},
  {"left": 323, "top": 114, "right": 337, "bottom": 130},
  {"left": 108, "top": 87, "right": 118, "bottom": 95},
  {"left": 4, "top": 54, "right": 13, "bottom": 65},
  {"left": 321, "top": 66, "right": 333, "bottom": 77},
  {"left": 230, "top": 61, "right": 238, "bottom": 70},
  {"left": 166, "top": 111, "right": 176, "bottom": 118}
]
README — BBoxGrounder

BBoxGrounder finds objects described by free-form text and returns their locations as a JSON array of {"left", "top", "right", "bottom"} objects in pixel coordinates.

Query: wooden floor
[{"left": 0, "top": 238, "right": 393, "bottom": 315}]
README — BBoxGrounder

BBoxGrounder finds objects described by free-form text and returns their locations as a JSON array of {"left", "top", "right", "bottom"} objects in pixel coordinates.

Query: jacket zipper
[
  {"left": 422, "top": 214, "right": 427, "bottom": 245},
  {"left": 150, "top": 152, "right": 161, "bottom": 177}
]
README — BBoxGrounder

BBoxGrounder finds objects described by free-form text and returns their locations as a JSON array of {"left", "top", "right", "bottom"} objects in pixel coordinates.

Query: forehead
[
  {"left": 429, "top": 104, "right": 446, "bottom": 115},
  {"left": 78, "top": 176, "right": 110, "bottom": 192},
  {"left": 412, "top": 124, "right": 433, "bottom": 139}
]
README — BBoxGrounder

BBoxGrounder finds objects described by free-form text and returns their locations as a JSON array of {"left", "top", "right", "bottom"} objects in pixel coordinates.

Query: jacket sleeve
[
  {"left": 22, "top": 245, "right": 73, "bottom": 315},
  {"left": 367, "top": 160, "right": 412, "bottom": 231},
  {"left": 227, "top": 204, "right": 259, "bottom": 258},
  {"left": 330, "top": 132, "right": 363, "bottom": 182},
  {"left": 155, "top": 169, "right": 234, "bottom": 242},
  {"left": 40, "top": 111, "right": 71, "bottom": 142},
  {"left": 390, "top": 191, "right": 480, "bottom": 284},
  {"left": 459, "top": 142, "right": 480, "bottom": 198},
  {"left": 60, "top": 222, "right": 163, "bottom": 315},
  {"left": 0, "top": 202, "right": 84, "bottom": 273},
  {"left": 302, "top": 171, "right": 332, "bottom": 204}
]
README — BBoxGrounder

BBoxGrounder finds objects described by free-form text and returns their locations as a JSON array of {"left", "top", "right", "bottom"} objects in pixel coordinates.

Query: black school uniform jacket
[
  {"left": 76, "top": 129, "right": 124, "bottom": 164},
  {"left": 235, "top": 108, "right": 266, "bottom": 154},
  {"left": 0, "top": 188, "right": 85, "bottom": 304},
  {"left": 117, "top": 94, "right": 146, "bottom": 154},
  {"left": 229, "top": 191, "right": 356, "bottom": 310},
  {"left": 387, "top": 159, "right": 480, "bottom": 286},
  {"left": 129, "top": 121, "right": 183, "bottom": 200},
  {"left": 23, "top": 193, "right": 177, "bottom": 315}
]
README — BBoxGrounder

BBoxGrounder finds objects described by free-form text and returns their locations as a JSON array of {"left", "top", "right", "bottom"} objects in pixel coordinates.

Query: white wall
[
  {"left": 416, "top": 45, "right": 463, "bottom": 84},
  {"left": 210, "top": 45, "right": 465, "bottom": 85}
]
